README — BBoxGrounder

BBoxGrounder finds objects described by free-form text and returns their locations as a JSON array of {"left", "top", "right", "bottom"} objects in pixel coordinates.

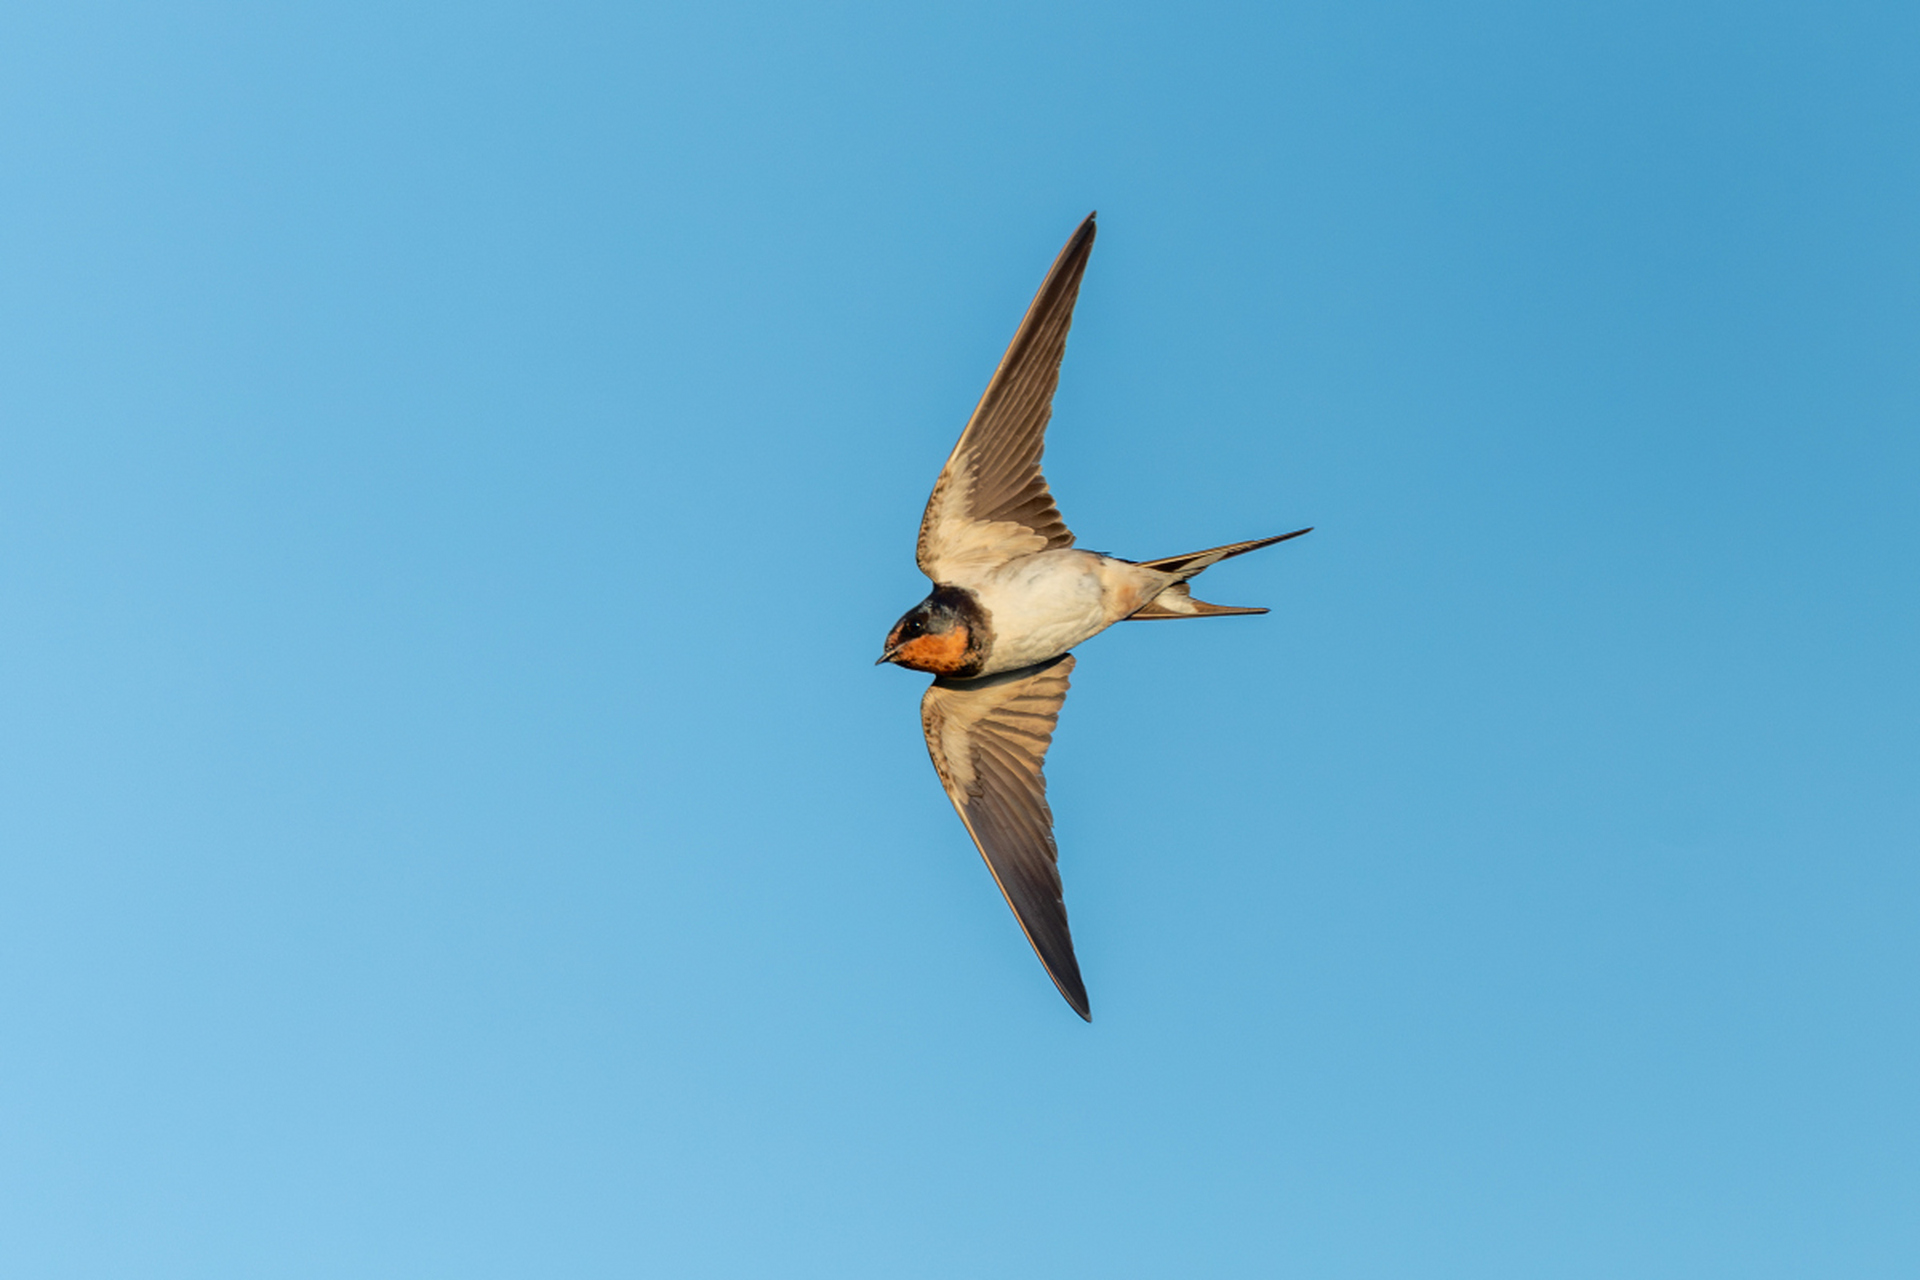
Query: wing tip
[
  {"left": 1056, "top": 974, "right": 1092, "bottom": 1021},
  {"left": 1068, "top": 211, "right": 1098, "bottom": 253}
]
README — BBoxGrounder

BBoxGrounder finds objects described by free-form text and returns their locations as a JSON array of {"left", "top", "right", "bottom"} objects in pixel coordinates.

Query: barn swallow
[{"left": 877, "top": 213, "right": 1310, "bottom": 1020}]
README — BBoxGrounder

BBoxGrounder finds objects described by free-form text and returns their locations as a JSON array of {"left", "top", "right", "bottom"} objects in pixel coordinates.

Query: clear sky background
[{"left": 3, "top": 2, "right": 1916, "bottom": 1276}]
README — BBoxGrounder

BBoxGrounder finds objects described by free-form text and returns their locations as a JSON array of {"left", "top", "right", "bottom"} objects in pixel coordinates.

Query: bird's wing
[
  {"left": 916, "top": 215, "right": 1095, "bottom": 585},
  {"left": 919, "top": 654, "right": 1087, "bottom": 1019}
]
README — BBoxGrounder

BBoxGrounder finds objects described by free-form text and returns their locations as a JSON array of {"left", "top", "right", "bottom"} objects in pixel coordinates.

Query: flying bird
[{"left": 877, "top": 213, "right": 1310, "bottom": 1020}]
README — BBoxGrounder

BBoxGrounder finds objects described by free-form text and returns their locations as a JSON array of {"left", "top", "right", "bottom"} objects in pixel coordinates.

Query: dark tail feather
[
  {"left": 1126, "top": 582, "right": 1269, "bottom": 620},
  {"left": 1134, "top": 527, "right": 1312, "bottom": 578},
  {"left": 1124, "top": 526, "right": 1311, "bottom": 622}
]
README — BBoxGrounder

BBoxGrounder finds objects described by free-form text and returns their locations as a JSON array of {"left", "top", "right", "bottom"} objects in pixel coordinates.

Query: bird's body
[
  {"left": 888, "top": 551, "right": 1163, "bottom": 678},
  {"left": 878, "top": 213, "right": 1310, "bottom": 1019},
  {"left": 976, "top": 552, "right": 1166, "bottom": 669}
]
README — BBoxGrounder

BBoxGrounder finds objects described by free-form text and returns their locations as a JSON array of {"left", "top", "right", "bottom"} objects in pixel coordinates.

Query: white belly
[{"left": 970, "top": 550, "right": 1123, "bottom": 674}]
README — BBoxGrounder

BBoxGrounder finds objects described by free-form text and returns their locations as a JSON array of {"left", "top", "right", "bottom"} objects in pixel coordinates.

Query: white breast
[{"left": 969, "top": 550, "right": 1118, "bottom": 674}]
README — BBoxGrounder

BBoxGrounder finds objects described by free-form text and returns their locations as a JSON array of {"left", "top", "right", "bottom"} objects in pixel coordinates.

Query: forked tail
[{"left": 1125, "top": 526, "right": 1311, "bottom": 621}]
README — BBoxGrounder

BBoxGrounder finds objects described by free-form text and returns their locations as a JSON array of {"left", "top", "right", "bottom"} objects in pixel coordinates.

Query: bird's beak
[{"left": 875, "top": 646, "right": 900, "bottom": 666}]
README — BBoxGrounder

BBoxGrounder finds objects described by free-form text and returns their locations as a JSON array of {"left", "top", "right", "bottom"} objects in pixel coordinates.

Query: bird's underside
[{"left": 890, "top": 212, "right": 1308, "bottom": 1019}]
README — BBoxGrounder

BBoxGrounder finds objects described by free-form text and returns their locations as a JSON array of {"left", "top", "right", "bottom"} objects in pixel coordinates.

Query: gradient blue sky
[{"left": 4, "top": 2, "right": 1916, "bottom": 1276}]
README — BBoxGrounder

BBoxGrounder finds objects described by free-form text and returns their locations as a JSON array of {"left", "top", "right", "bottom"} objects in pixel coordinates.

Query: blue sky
[{"left": 3, "top": 1, "right": 1916, "bottom": 1275}]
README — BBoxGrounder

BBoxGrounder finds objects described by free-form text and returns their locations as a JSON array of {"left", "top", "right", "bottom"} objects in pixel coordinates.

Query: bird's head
[{"left": 876, "top": 590, "right": 981, "bottom": 675}]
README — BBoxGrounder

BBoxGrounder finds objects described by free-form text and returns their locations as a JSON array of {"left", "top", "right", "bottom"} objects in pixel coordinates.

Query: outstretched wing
[
  {"left": 916, "top": 215, "right": 1095, "bottom": 585},
  {"left": 919, "top": 655, "right": 1087, "bottom": 1019}
]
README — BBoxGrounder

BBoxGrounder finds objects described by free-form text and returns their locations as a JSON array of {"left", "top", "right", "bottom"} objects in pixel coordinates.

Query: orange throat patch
[{"left": 891, "top": 627, "right": 972, "bottom": 675}]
